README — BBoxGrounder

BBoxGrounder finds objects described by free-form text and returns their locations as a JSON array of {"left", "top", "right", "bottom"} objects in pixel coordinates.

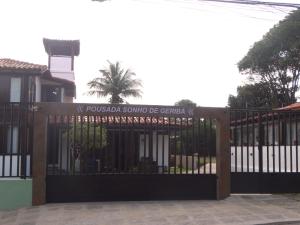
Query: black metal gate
[
  {"left": 230, "top": 109, "right": 300, "bottom": 193},
  {"left": 0, "top": 103, "right": 33, "bottom": 179},
  {"left": 46, "top": 104, "right": 218, "bottom": 202}
]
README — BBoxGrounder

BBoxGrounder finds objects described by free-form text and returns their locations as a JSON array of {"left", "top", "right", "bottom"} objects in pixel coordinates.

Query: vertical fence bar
[
  {"left": 143, "top": 117, "right": 146, "bottom": 173},
  {"left": 148, "top": 118, "right": 152, "bottom": 173},
  {"left": 23, "top": 104, "right": 29, "bottom": 178},
  {"left": 246, "top": 111, "right": 249, "bottom": 172},
  {"left": 209, "top": 118, "right": 213, "bottom": 174},
  {"left": 185, "top": 118, "right": 188, "bottom": 174},
  {"left": 258, "top": 112, "right": 263, "bottom": 174},
  {"left": 66, "top": 115, "right": 70, "bottom": 175},
  {"left": 174, "top": 118, "right": 177, "bottom": 175},
  {"left": 278, "top": 112, "right": 281, "bottom": 173},
  {"left": 53, "top": 115, "right": 57, "bottom": 175},
  {"left": 240, "top": 111, "right": 243, "bottom": 173},
  {"left": 30, "top": 104, "right": 34, "bottom": 177},
  {"left": 296, "top": 112, "right": 299, "bottom": 173},
  {"left": 86, "top": 115, "right": 90, "bottom": 174},
  {"left": 168, "top": 117, "right": 171, "bottom": 174},
  {"left": 252, "top": 111, "right": 255, "bottom": 173},
  {"left": 203, "top": 118, "right": 207, "bottom": 174},
  {"left": 73, "top": 115, "right": 77, "bottom": 175},
  {"left": 133, "top": 117, "right": 137, "bottom": 173},
  {"left": 289, "top": 111, "right": 293, "bottom": 172},
  {"left": 198, "top": 118, "right": 201, "bottom": 174},
  {"left": 284, "top": 113, "right": 287, "bottom": 173},
  {"left": 124, "top": 116, "right": 129, "bottom": 173},
  {"left": 156, "top": 117, "right": 159, "bottom": 173},
  {"left": 278, "top": 113, "right": 282, "bottom": 172},
  {"left": 180, "top": 118, "right": 183, "bottom": 174},
  {"left": 192, "top": 117, "right": 195, "bottom": 174},
  {"left": 106, "top": 116, "right": 110, "bottom": 173},
  {"left": 266, "top": 111, "right": 269, "bottom": 173},
  {"left": 80, "top": 115, "right": 83, "bottom": 175},
  {"left": 99, "top": 116, "right": 103, "bottom": 173},
  {"left": 59, "top": 115, "right": 63, "bottom": 175},
  {"left": 234, "top": 111, "right": 238, "bottom": 172},
  {"left": 17, "top": 104, "right": 21, "bottom": 177},
  {"left": 272, "top": 111, "right": 275, "bottom": 173},
  {"left": 112, "top": 116, "right": 116, "bottom": 172},
  {"left": 162, "top": 118, "right": 165, "bottom": 174},
  {"left": 117, "top": 116, "right": 122, "bottom": 173},
  {"left": 9, "top": 103, "right": 14, "bottom": 177},
  {"left": 1, "top": 104, "right": 6, "bottom": 177},
  {"left": 91, "top": 115, "right": 95, "bottom": 174},
  {"left": 92, "top": 115, "right": 96, "bottom": 174}
]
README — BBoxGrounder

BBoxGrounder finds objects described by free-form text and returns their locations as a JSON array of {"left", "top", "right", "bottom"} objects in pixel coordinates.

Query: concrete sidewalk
[{"left": 2, "top": 194, "right": 300, "bottom": 225}]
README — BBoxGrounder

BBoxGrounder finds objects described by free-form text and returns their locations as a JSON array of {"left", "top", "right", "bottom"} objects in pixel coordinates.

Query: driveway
[{"left": 2, "top": 194, "right": 300, "bottom": 225}]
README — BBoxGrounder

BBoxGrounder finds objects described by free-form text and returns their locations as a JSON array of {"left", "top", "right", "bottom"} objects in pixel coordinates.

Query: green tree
[
  {"left": 88, "top": 61, "right": 142, "bottom": 104},
  {"left": 238, "top": 9, "right": 300, "bottom": 107},
  {"left": 174, "top": 99, "right": 197, "bottom": 107},
  {"left": 228, "top": 83, "right": 274, "bottom": 108}
]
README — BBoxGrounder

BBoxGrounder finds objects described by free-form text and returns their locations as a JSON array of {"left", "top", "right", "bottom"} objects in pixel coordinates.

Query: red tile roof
[
  {"left": 277, "top": 102, "right": 300, "bottom": 111},
  {"left": 0, "top": 58, "right": 47, "bottom": 73}
]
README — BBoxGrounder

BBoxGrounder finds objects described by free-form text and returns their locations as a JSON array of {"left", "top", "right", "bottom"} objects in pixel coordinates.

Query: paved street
[{"left": 2, "top": 194, "right": 300, "bottom": 225}]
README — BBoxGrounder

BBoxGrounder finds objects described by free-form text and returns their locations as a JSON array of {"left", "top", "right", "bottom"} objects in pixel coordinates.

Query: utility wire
[
  {"left": 132, "top": 0, "right": 289, "bottom": 20},
  {"left": 196, "top": 0, "right": 300, "bottom": 9}
]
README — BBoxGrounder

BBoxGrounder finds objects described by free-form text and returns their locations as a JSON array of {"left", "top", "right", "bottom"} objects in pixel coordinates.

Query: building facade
[{"left": 0, "top": 38, "right": 80, "bottom": 210}]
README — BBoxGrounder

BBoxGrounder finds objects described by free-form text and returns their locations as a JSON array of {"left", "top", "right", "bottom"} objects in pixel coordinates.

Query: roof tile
[
  {"left": 278, "top": 102, "right": 300, "bottom": 110},
  {"left": 0, "top": 58, "right": 47, "bottom": 73}
]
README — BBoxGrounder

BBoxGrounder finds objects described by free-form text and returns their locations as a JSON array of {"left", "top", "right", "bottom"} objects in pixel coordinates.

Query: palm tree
[{"left": 87, "top": 61, "right": 142, "bottom": 104}]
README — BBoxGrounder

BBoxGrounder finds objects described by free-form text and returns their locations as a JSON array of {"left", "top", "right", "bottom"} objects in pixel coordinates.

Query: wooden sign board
[{"left": 76, "top": 104, "right": 194, "bottom": 117}]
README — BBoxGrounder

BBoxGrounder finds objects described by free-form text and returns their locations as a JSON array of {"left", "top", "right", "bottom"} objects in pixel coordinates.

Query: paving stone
[
  {"left": 4, "top": 194, "right": 300, "bottom": 225},
  {"left": 0, "top": 217, "right": 17, "bottom": 225},
  {"left": 1, "top": 211, "right": 18, "bottom": 219},
  {"left": 17, "top": 222, "right": 36, "bottom": 225}
]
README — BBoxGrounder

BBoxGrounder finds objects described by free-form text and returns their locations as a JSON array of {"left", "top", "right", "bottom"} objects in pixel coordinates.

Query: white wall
[
  {"left": 50, "top": 56, "right": 72, "bottom": 72},
  {"left": 0, "top": 155, "right": 31, "bottom": 177},
  {"left": 139, "top": 131, "right": 169, "bottom": 167},
  {"left": 50, "top": 56, "right": 74, "bottom": 82},
  {"left": 231, "top": 146, "right": 300, "bottom": 172}
]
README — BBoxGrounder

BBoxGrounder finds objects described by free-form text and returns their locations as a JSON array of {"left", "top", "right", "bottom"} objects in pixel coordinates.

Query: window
[
  {"left": 41, "top": 86, "right": 61, "bottom": 102},
  {"left": 10, "top": 77, "right": 21, "bottom": 102}
]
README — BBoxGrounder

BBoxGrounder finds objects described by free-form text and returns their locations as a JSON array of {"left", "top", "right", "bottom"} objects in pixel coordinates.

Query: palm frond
[{"left": 87, "top": 60, "right": 143, "bottom": 103}]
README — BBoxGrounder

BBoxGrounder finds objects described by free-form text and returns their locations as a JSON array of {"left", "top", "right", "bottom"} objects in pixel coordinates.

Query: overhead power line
[
  {"left": 196, "top": 0, "right": 300, "bottom": 9},
  {"left": 94, "top": 0, "right": 300, "bottom": 8}
]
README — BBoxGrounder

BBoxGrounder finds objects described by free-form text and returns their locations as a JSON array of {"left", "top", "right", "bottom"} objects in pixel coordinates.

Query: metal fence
[
  {"left": 0, "top": 103, "right": 33, "bottom": 178},
  {"left": 46, "top": 114, "right": 216, "bottom": 176},
  {"left": 230, "top": 109, "right": 300, "bottom": 173}
]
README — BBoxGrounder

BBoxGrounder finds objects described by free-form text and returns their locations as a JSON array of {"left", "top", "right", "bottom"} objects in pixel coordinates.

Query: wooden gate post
[
  {"left": 216, "top": 108, "right": 230, "bottom": 200},
  {"left": 32, "top": 105, "right": 47, "bottom": 205},
  {"left": 194, "top": 107, "right": 231, "bottom": 200}
]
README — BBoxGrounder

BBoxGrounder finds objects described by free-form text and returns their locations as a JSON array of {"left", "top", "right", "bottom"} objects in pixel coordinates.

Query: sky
[{"left": 0, "top": 0, "right": 298, "bottom": 107}]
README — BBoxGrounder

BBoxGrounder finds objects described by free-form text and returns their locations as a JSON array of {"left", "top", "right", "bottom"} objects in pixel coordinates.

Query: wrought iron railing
[{"left": 0, "top": 103, "right": 33, "bottom": 178}]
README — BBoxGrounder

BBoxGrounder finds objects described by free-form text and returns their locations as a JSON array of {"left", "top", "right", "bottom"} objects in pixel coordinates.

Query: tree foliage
[
  {"left": 174, "top": 99, "right": 197, "bottom": 108},
  {"left": 228, "top": 83, "right": 273, "bottom": 108},
  {"left": 88, "top": 61, "right": 142, "bottom": 104},
  {"left": 238, "top": 9, "right": 300, "bottom": 107}
]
